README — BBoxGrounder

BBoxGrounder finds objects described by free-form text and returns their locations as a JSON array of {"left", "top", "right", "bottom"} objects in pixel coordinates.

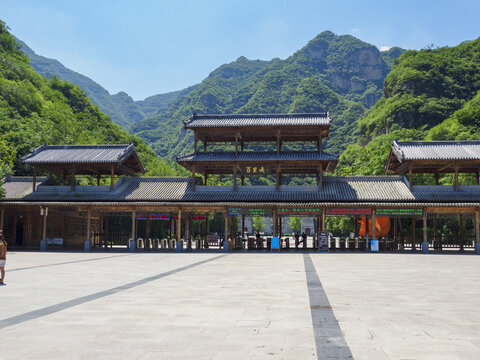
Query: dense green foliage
[
  {"left": 0, "top": 21, "right": 181, "bottom": 192},
  {"left": 338, "top": 37, "right": 480, "bottom": 177},
  {"left": 131, "top": 32, "right": 403, "bottom": 158},
  {"left": 18, "top": 38, "right": 187, "bottom": 127}
]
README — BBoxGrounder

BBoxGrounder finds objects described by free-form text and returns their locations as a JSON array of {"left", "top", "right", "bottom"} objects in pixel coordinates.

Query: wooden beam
[
  {"left": 423, "top": 210, "right": 427, "bottom": 246},
  {"left": 321, "top": 208, "right": 326, "bottom": 231},
  {"left": 224, "top": 212, "right": 229, "bottom": 251},
  {"left": 276, "top": 128, "right": 281, "bottom": 155},
  {"left": 241, "top": 174, "right": 245, "bottom": 186},
  {"left": 235, "top": 130, "right": 239, "bottom": 155},
  {"left": 459, "top": 213, "right": 464, "bottom": 251},
  {"left": 317, "top": 167, "right": 323, "bottom": 190},
  {"left": 131, "top": 209, "right": 136, "bottom": 248},
  {"left": 233, "top": 165, "right": 237, "bottom": 191},
  {"left": 477, "top": 171, "right": 480, "bottom": 186},
  {"left": 71, "top": 168, "right": 76, "bottom": 192},
  {"left": 32, "top": 165, "right": 37, "bottom": 192},
  {"left": 454, "top": 163, "right": 459, "bottom": 192},
  {"left": 97, "top": 174, "right": 101, "bottom": 186},
  {"left": 204, "top": 172, "right": 208, "bottom": 186},
  {"left": 411, "top": 218, "right": 416, "bottom": 250},
  {"left": 434, "top": 172, "right": 439, "bottom": 185},
  {"left": 0, "top": 207, "right": 4, "bottom": 233},
  {"left": 408, "top": 162, "right": 413, "bottom": 191},
  {"left": 192, "top": 165, "right": 196, "bottom": 192},
  {"left": 42, "top": 206, "right": 48, "bottom": 245},
  {"left": 276, "top": 164, "right": 280, "bottom": 191},
  {"left": 86, "top": 208, "right": 91, "bottom": 247},
  {"left": 110, "top": 164, "right": 115, "bottom": 191},
  {"left": 62, "top": 171, "right": 66, "bottom": 185},
  {"left": 204, "top": 140, "right": 207, "bottom": 152},
  {"left": 433, "top": 214, "right": 438, "bottom": 250},
  {"left": 194, "top": 131, "right": 198, "bottom": 154},
  {"left": 177, "top": 208, "right": 182, "bottom": 242},
  {"left": 475, "top": 210, "right": 480, "bottom": 245},
  {"left": 372, "top": 209, "right": 376, "bottom": 240},
  {"left": 317, "top": 132, "right": 322, "bottom": 153},
  {"left": 273, "top": 208, "right": 277, "bottom": 237}
]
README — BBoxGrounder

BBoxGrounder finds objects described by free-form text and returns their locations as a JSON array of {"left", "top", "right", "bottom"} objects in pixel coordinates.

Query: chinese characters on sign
[
  {"left": 228, "top": 208, "right": 273, "bottom": 216},
  {"left": 375, "top": 208, "right": 423, "bottom": 217},
  {"left": 136, "top": 214, "right": 206, "bottom": 220},
  {"left": 244, "top": 166, "right": 266, "bottom": 174},
  {"left": 277, "top": 208, "right": 323, "bottom": 216},
  {"left": 325, "top": 208, "right": 372, "bottom": 216}
]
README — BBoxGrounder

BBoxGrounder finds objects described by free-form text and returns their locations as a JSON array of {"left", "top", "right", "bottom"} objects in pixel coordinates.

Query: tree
[
  {"left": 288, "top": 217, "right": 302, "bottom": 233},
  {"left": 252, "top": 216, "right": 266, "bottom": 233}
]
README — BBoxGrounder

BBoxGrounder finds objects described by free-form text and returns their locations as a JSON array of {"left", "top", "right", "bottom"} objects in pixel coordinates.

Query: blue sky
[{"left": 3, "top": 0, "right": 480, "bottom": 100}]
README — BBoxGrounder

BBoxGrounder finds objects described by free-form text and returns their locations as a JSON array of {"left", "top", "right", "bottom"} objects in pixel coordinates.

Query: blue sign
[{"left": 271, "top": 237, "right": 280, "bottom": 250}]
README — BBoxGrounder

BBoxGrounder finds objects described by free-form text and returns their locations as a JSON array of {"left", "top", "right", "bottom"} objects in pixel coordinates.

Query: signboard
[
  {"left": 317, "top": 231, "right": 329, "bottom": 252},
  {"left": 137, "top": 214, "right": 170, "bottom": 220},
  {"left": 136, "top": 214, "right": 206, "bottom": 220},
  {"left": 240, "top": 165, "right": 270, "bottom": 175},
  {"left": 326, "top": 208, "right": 371, "bottom": 216},
  {"left": 53, "top": 238, "right": 64, "bottom": 246},
  {"left": 375, "top": 208, "right": 423, "bottom": 217},
  {"left": 228, "top": 208, "right": 273, "bottom": 217},
  {"left": 277, "top": 208, "right": 323, "bottom": 216}
]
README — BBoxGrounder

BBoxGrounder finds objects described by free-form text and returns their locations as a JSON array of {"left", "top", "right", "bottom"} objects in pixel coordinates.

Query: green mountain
[
  {"left": 131, "top": 31, "right": 404, "bottom": 158},
  {"left": 17, "top": 39, "right": 189, "bottom": 127},
  {"left": 337, "top": 37, "right": 480, "bottom": 176},
  {"left": 0, "top": 20, "right": 181, "bottom": 188}
]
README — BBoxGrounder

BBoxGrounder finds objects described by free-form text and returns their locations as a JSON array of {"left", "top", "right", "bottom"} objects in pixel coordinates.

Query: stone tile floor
[{"left": 0, "top": 251, "right": 478, "bottom": 359}]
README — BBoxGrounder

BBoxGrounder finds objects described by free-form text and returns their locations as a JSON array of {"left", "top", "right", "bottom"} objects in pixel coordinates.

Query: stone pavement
[{"left": 0, "top": 251, "right": 478, "bottom": 359}]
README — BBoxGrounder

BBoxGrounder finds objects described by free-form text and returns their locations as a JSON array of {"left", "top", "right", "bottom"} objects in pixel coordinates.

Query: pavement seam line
[
  {"left": 0, "top": 254, "right": 227, "bottom": 330},
  {"left": 303, "top": 254, "right": 354, "bottom": 360},
  {"left": 8, "top": 253, "right": 133, "bottom": 272}
]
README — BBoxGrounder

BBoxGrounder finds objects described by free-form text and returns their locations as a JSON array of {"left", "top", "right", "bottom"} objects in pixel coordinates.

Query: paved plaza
[{"left": 0, "top": 251, "right": 479, "bottom": 359}]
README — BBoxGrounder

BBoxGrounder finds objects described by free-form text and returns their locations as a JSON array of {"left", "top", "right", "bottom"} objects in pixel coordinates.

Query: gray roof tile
[
  {"left": 176, "top": 151, "right": 338, "bottom": 162},
  {"left": 392, "top": 140, "right": 480, "bottom": 161},
  {"left": 185, "top": 113, "right": 330, "bottom": 128},
  {"left": 22, "top": 144, "right": 138, "bottom": 164}
]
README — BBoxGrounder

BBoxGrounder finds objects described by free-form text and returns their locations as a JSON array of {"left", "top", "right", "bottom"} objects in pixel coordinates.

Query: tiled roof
[
  {"left": 4, "top": 175, "right": 480, "bottom": 205},
  {"left": 1, "top": 176, "right": 48, "bottom": 200},
  {"left": 392, "top": 140, "right": 480, "bottom": 161},
  {"left": 412, "top": 185, "right": 480, "bottom": 202},
  {"left": 21, "top": 143, "right": 138, "bottom": 164},
  {"left": 184, "top": 113, "right": 330, "bottom": 128},
  {"left": 176, "top": 151, "right": 338, "bottom": 162}
]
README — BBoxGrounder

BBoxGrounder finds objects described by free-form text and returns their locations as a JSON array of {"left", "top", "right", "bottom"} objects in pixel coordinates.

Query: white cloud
[
  {"left": 351, "top": 28, "right": 360, "bottom": 34},
  {"left": 380, "top": 46, "right": 392, "bottom": 51}
]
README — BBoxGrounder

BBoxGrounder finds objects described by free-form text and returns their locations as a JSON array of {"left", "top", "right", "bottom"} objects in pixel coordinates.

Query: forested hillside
[
  {"left": 131, "top": 31, "right": 404, "bottom": 158},
  {"left": 0, "top": 21, "right": 182, "bottom": 193},
  {"left": 338, "top": 37, "right": 480, "bottom": 176}
]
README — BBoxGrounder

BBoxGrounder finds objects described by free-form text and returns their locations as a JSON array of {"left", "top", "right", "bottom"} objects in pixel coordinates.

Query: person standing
[{"left": 0, "top": 230, "right": 6, "bottom": 285}]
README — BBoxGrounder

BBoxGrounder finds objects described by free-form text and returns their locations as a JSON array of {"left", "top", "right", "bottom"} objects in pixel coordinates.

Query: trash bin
[
  {"left": 40, "top": 239, "right": 47, "bottom": 252},
  {"left": 475, "top": 242, "right": 480, "bottom": 255},
  {"left": 370, "top": 239, "right": 379, "bottom": 252},
  {"left": 84, "top": 240, "right": 91, "bottom": 252},
  {"left": 421, "top": 241, "right": 429, "bottom": 254}
]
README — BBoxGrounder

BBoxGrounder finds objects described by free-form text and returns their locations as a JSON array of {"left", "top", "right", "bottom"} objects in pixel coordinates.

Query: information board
[
  {"left": 277, "top": 208, "right": 323, "bottom": 216},
  {"left": 375, "top": 208, "right": 423, "bottom": 217},
  {"left": 326, "top": 208, "right": 371, "bottom": 216},
  {"left": 137, "top": 214, "right": 170, "bottom": 220},
  {"left": 228, "top": 208, "right": 273, "bottom": 217},
  {"left": 317, "top": 231, "right": 329, "bottom": 252},
  {"left": 271, "top": 237, "right": 280, "bottom": 250},
  {"left": 137, "top": 214, "right": 206, "bottom": 220}
]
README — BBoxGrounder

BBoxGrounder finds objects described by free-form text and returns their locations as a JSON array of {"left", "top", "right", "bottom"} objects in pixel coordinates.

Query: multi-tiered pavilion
[
  {"left": 1, "top": 113, "right": 480, "bottom": 254},
  {"left": 177, "top": 112, "right": 337, "bottom": 190}
]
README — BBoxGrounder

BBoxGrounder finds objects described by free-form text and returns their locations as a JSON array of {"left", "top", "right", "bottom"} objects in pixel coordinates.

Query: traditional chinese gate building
[{"left": 1, "top": 114, "right": 480, "bottom": 254}]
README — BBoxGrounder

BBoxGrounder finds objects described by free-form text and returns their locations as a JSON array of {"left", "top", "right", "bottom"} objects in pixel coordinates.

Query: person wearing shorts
[{"left": 0, "top": 230, "right": 6, "bottom": 285}]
